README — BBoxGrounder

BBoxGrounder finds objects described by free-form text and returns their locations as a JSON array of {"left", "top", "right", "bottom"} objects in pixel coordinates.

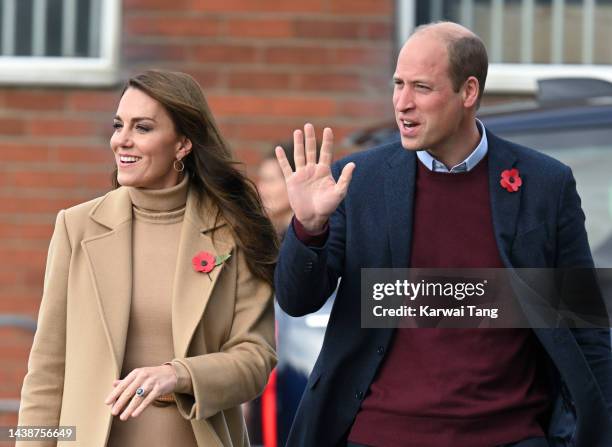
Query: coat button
[
  {"left": 355, "top": 390, "right": 364, "bottom": 400},
  {"left": 377, "top": 346, "right": 385, "bottom": 356}
]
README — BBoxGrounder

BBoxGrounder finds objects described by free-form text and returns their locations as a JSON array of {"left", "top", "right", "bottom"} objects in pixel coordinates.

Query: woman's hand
[{"left": 104, "top": 364, "right": 178, "bottom": 420}]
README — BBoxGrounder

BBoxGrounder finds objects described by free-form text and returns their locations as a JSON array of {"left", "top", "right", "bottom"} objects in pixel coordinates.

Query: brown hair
[
  {"left": 447, "top": 35, "right": 488, "bottom": 107},
  {"left": 112, "top": 70, "right": 278, "bottom": 285},
  {"left": 413, "top": 22, "right": 488, "bottom": 107}
]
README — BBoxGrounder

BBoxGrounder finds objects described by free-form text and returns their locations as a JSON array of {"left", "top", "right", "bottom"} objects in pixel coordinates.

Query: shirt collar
[{"left": 416, "top": 119, "right": 488, "bottom": 173}]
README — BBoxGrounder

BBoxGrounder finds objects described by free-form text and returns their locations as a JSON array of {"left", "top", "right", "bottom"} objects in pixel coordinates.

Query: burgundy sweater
[{"left": 343, "top": 158, "right": 550, "bottom": 447}]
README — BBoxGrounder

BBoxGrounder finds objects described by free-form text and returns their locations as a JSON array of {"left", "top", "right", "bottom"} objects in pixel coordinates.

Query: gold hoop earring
[{"left": 173, "top": 159, "right": 185, "bottom": 172}]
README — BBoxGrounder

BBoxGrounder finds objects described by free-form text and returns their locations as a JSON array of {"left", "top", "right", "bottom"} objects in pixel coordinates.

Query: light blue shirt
[{"left": 416, "top": 119, "right": 488, "bottom": 173}]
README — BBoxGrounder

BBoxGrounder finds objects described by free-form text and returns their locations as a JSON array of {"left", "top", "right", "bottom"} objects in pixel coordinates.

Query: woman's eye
[
  {"left": 112, "top": 122, "right": 122, "bottom": 130},
  {"left": 136, "top": 125, "right": 151, "bottom": 133}
]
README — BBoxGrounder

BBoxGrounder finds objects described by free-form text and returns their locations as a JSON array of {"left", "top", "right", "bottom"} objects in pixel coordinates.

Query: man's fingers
[
  {"left": 335, "top": 162, "right": 355, "bottom": 197},
  {"left": 275, "top": 146, "right": 294, "bottom": 179},
  {"left": 319, "top": 127, "right": 334, "bottom": 166},
  {"left": 304, "top": 123, "right": 317, "bottom": 165},
  {"left": 293, "top": 129, "right": 305, "bottom": 168}
]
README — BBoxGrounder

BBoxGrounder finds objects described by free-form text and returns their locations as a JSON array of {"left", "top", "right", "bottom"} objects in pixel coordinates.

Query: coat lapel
[
  {"left": 487, "top": 131, "right": 521, "bottom": 267},
  {"left": 384, "top": 145, "right": 417, "bottom": 267},
  {"left": 81, "top": 188, "right": 133, "bottom": 375},
  {"left": 171, "top": 190, "right": 234, "bottom": 358}
]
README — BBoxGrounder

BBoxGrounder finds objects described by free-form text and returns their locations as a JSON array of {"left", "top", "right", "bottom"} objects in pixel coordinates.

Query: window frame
[{"left": 0, "top": 0, "right": 121, "bottom": 86}]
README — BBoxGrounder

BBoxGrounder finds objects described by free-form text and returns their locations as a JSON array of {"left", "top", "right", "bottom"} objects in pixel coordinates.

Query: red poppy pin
[
  {"left": 500, "top": 168, "right": 522, "bottom": 192},
  {"left": 192, "top": 251, "right": 231, "bottom": 275}
]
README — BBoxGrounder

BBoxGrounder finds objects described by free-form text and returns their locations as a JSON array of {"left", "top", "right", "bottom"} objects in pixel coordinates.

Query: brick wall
[{"left": 0, "top": 0, "right": 395, "bottom": 429}]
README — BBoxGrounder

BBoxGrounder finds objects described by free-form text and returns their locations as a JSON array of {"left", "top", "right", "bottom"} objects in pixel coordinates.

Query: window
[
  {"left": 397, "top": 0, "right": 612, "bottom": 93},
  {"left": 0, "top": 0, "right": 120, "bottom": 86}
]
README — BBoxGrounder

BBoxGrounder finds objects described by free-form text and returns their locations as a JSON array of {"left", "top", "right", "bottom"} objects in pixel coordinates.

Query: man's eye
[{"left": 416, "top": 84, "right": 430, "bottom": 90}]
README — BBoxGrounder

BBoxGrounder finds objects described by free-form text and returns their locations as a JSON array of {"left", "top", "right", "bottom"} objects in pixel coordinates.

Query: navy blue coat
[{"left": 275, "top": 131, "right": 612, "bottom": 447}]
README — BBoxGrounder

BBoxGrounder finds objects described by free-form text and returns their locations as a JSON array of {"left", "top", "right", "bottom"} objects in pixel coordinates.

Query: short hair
[
  {"left": 413, "top": 22, "right": 489, "bottom": 107},
  {"left": 447, "top": 35, "right": 488, "bottom": 107}
]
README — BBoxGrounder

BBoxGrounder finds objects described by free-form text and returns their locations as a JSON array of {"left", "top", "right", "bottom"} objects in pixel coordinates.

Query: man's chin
[{"left": 400, "top": 136, "right": 421, "bottom": 151}]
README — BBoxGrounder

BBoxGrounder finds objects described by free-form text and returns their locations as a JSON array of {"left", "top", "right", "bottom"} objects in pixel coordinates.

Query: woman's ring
[{"left": 135, "top": 387, "right": 146, "bottom": 398}]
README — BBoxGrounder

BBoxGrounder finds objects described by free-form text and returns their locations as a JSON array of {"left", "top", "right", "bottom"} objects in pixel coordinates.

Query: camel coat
[{"left": 17, "top": 186, "right": 277, "bottom": 447}]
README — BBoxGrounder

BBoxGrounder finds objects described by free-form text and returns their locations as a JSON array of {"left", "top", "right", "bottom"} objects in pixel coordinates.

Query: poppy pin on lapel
[
  {"left": 500, "top": 168, "right": 522, "bottom": 193},
  {"left": 192, "top": 251, "right": 231, "bottom": 280}
]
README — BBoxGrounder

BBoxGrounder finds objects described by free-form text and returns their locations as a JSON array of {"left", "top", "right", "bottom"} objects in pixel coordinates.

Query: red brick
[
  {"left": 0, "top": 196, "right": 81, "bottom": 214},
  {"left": 337, "top": 99, "right": 391, "bottom": 118},
  {"left": 0, "top": 328, "right": 35, "bottom": 344},
  {"left": 329, "top": 0, "right": 393, "bottom": 15},
  {"left": 0, "top": 247, "right": 47, "bottom": 268},
  {"left": 67, "top": 91, "right": 118, "bottom": 112},
  {"left": 366, "top": 22, "right": 393, "bottom": 39},
  {"left": 123, "top": 43, "right": 190, "bottom": 62},
  {"left": 233, "top": 147, "right": 264, "bottom": 166},
  {"left": 208, "top": 95, "right": 336, "bottom": 117},
  {"left": 124, "top": 0, "right": 191, "bottom": 9},
  {"left": 294, "top": 73, "right": 362, "bottom": 92},
  {"left": 11, "top": 171, "right": 82, "bottom": 189},
  {"left": 81, "top": 173, "right": 113, "bottom": 190},
  {"left": 127, "top": 16, "right": 220, "bottom": 38},
  {"left": 189, "top": 70, "right": 222, "bottom": 90},
  {"left": 294, "top": 19, "right": 363, "bottom": 40},
  {"left": 221, "top": 121, "right": 295, "bottom": 142},
  {"left": 0, "top": 118, "right": 27, "bottom": 136},
  {"left": 28, "top": 118, "right": 99, "bottom": 138},
  {"left": 228, "top": 72, "right": 292, "bottom": 90},
  {"left": 193, "top": 44, "right": 259, "bottom": 64},
  {"left": 54, "top": 146, "right": 113, "bottom": 164},
  {"left": 0, "top": 413, "right": 19, "bottom": 427},
  {"left": 334, "top": 46, "right": 392, "bottom": 66},
  {"left": 0, "top": 298, "right": 39, "bottom": 315},
  {"left": 0, "top": 223, "right": 52, "bottom": 240},
  {"left": 265, "top": 45, "right": 392, "bottom": 67},
  {"left": 225, "top": 18, "right": 293, "bottom": 38},
  {"left": 0, "top": 271, "right": 20, "bottom": 286},
  {"left": 0, "top": 144, "right": 51, "bottom": 162},
  {"left": 264, "top": 46, "right": 333, "bottom": 65},
  {"left": 0, "top": 345, "right": 31, "bottom": 361},
  {"left": 191, "top": 0, "right": 325, "bottom": 13},
  {"left": 4, "top": 90, "right": 66, "bottom": 111}
]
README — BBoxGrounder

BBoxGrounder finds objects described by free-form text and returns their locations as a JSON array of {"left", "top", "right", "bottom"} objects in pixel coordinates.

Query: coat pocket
[{"left": 511, "top": 223, "right": 552, "bottom": 266}]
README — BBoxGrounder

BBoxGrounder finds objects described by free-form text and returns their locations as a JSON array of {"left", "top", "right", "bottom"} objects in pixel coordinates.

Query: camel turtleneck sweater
[{"left": 107, "top": 175, "right": 197, "bottom": 447}]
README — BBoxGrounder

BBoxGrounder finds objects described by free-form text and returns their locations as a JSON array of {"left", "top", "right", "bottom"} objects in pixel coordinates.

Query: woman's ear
[{"left": 177, "top": 137, "right": 193, "bottom": 160}]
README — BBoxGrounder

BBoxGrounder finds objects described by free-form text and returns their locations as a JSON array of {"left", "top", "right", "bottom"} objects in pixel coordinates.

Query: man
[{"left": 274, "top": 22, "right": 611, "bottom": 447}]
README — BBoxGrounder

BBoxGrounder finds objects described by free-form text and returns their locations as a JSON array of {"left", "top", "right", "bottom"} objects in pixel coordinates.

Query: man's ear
[
  {"left": 462, "top": 76, "right": 480, "bottom": 108},
  {"left": 176, "top": 137, "right": 193, "bottom": 160}
]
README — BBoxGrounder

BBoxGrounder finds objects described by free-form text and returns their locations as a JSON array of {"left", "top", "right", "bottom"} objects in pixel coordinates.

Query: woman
[
  {"left": 18, "top": 70, "right": 278, "bottom": 447},
  {"left": 257, "top": 147, "right": 295, "bottom": 238}
]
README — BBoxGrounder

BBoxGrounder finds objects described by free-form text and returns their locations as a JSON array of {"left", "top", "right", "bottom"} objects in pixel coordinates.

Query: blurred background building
[{"left": 1, "top": 0, "right": 611, "bottom": 444}]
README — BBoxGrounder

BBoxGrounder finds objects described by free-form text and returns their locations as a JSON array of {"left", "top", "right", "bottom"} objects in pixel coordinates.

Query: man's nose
[{"left": 395, "top": 87, "right": 415, "bottom": 111}]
